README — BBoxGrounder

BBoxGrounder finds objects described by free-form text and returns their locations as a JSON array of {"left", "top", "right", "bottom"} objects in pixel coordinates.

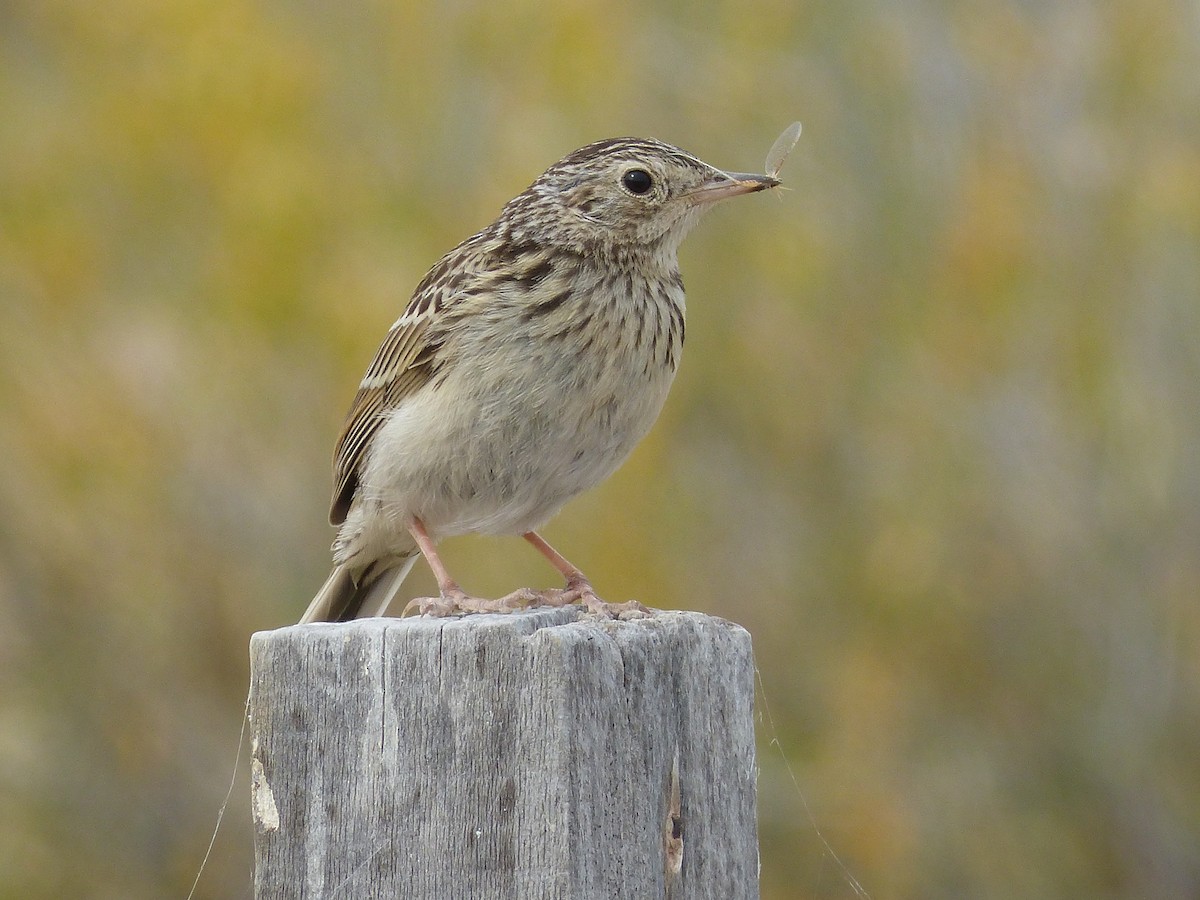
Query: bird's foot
[
  {"left": 516, "top": 531, "right": 651, "bottom": 619},
  {"left": 401, "top": 587, "right": 541, "bottom": 618},
  {"left": 560, "top": 580, "right": 651, "bottom": 620},
  {"left": 400, "top": 584, "right": 650, "bottom": 620}
]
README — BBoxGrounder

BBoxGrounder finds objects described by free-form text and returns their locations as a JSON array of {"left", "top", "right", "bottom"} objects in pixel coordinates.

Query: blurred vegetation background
[{"left": 2, "top": 0, "right": 1198, "bottom": 897}]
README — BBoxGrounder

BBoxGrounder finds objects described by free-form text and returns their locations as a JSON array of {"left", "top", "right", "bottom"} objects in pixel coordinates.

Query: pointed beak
[{"left": 687, "top": 170, "right": 781, "bottom": 204}]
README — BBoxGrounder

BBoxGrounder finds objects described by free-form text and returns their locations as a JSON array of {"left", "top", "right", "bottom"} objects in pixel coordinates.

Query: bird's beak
[{"left": 687, "top": 170, "right": 781, "bottom": 204}]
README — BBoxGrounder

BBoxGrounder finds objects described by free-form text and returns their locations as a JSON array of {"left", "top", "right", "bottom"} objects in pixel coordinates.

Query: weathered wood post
[{"left": 248, "top": 607, "right": 758, "bottom": 898}]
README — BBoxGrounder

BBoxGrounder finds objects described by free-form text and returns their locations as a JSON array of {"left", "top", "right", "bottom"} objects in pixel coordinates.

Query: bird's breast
[{"left": 361, "top": 264, "right": 686, "bottom": 536}]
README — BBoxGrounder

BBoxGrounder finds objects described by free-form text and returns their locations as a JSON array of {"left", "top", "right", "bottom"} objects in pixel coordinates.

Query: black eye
[{"left": 622, "top": 169, "right": 653, "bottom": 195}]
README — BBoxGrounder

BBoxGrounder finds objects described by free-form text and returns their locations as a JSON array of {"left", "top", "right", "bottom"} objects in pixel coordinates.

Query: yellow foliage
[{"left": 1, "top": 0, "right": 1198, "bottom": 896}]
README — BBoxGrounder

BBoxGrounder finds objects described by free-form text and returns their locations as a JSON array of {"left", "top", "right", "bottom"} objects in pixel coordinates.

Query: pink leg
[
  {"left": 522, "top": 531, "right": 650, "bottom": 619},
  {"left": 408, "top": 516, "right": 466, "bottom": 599},
  {"left": 403, "top": 518, "right": 539, "bottom": 617},
  {"left": 522, "top": 531, "right": 588, "bottom": 589}
]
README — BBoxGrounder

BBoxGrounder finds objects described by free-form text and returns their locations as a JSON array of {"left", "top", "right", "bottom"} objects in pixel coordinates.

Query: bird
[{"left": 300, "top": 136, "right": 779, "bottom": 624}]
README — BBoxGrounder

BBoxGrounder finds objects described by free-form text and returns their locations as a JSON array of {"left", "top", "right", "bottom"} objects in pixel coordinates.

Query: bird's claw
[
  {"left": 401, "top": 589, "right": 535, "bottom": 617},
  {"left": 400, "top": 584, "right": 651, "bottom": 620},
  {"left": 562, "top": 582, "right": 651, "bottom": 620}
]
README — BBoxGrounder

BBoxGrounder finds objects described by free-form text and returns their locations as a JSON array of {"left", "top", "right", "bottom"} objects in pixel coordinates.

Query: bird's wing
[{"left": 329, "top": 252, "right": 472, "bottom": 525}]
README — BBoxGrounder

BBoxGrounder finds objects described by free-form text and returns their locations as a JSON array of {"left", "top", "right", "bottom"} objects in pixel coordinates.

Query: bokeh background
[{"left": 2, "top": 0, "right": 1198, "bottom": 897}]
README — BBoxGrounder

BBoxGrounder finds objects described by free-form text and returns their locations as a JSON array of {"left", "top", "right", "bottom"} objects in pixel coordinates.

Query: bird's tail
[{"left": 299, "top": 555, "right": 419, "bottom": 624}]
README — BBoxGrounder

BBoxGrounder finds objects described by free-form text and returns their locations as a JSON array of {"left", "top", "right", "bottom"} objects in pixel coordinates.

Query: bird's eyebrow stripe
[{"left": 551, "top": 138, "right": 706, "bottom": 174}]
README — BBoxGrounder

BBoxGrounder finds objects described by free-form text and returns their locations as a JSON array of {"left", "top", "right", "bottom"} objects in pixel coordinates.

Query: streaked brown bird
[{"left": 301, "top": 137, "right": 778, "bottom": 623}]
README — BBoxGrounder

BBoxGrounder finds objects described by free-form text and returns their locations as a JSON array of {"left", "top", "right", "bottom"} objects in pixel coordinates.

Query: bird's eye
[{"left": 622, "top": 169, "right": 654, "bottom": 195}]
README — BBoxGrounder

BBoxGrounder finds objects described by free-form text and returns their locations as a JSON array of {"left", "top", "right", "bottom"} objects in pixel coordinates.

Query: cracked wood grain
[{"left": 248, "top": 607, "right": 758, "bottom": 899}]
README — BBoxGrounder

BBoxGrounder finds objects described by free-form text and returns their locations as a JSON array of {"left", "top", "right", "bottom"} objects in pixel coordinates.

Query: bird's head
[{"left": 504, "top": 137, "right": 779, "bottom": 261}]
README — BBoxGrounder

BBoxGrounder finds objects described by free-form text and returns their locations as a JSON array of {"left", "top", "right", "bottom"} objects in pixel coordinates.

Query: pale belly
[{"left": 357, "top": 335, "right": 677, "bottom": 540}]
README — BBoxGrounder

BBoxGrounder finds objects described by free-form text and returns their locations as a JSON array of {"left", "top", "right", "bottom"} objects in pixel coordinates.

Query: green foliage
[{"left": 2, "top": 0, "right": 1198, "bottom": 896}]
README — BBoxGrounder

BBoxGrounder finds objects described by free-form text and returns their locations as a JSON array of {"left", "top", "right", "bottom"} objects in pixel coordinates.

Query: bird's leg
[
  {"left": 407, "top": 516, "right": 466, "bottom": 603},
  {"left": 522, "top": 531, "right": 650, "bottom": 619},
  {"left": 399, "top": 520, "right": 648, "bottom": 619},
  {"left": 403, "top": 517, "right": 538, "bottom": 616}
]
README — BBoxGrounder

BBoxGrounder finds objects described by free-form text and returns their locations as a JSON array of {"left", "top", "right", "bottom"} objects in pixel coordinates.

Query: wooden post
[{"left": 248, "top": 608, "right": 758, "bottom": 899}]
